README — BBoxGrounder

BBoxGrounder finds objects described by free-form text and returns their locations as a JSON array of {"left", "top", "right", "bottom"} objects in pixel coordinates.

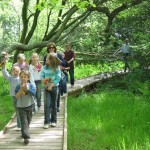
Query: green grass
[
  {"left": 74, "top": 61, "right": 124, "bottom": 79},
  {"left": 0, "top": 72, "right": 14, "bottom": 131},
  {"left": 0, "top": 95, "right": 14, "bottom": 130},
  {"left": 68, "top": 89, "right": 150, "bottom": 150},
  {"left": 0, "top": 84, "right": 14, "bottom": 130}
]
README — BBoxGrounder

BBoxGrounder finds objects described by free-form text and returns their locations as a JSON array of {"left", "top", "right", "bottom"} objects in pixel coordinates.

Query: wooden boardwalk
[
  {"left": 0, "top": 91, "right": 67, "bottom": 150},
  {"left": 0, "top": 70, "right": 126, "bottom": 150}
]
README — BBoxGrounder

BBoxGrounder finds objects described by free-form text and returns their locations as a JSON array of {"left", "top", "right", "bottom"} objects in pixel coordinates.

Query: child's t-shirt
[{"left": 15, "top": 83, "right": 36, "bottom": 108}]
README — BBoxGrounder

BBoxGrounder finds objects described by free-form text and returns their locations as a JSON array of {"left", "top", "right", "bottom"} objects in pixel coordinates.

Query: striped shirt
[{"left": 40, "top": 65, "right": 61, "bottom": 86}]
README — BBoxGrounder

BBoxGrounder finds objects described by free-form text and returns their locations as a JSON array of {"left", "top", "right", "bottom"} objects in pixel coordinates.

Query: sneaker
[
  {"left": 51, "top": 123, "right": 56, "bottom": 127},
  {"left": 63, "top": 93, "right": 68, "bottom": 97},
  {"left": 32, "top": 111, "right": 35, "bottom": 115},
  {"left": 17, "top": 128, "right": 21, "bottom": 131},
  {"left": 43, "top": 124, "right": 49, "bottom": 129},
  {"left": 24, "top": 138, "right": 29, "bottom": 144},
  {"left": 71, "top": 85, "right": 74, "bottom": 88}
]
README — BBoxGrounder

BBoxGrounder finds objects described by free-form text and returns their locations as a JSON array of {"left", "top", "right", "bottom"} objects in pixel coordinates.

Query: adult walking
[
  {"left": 64, "top": 43, "right": 75, "bottom": 88},
  {"left": 114, "top": 38, "right": 132, "bottom": 72}
]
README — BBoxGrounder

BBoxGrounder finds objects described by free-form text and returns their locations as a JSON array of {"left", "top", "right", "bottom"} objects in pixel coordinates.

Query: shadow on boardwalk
[{"left": 0, "top": 70, "right": 126, "bottom": 150}]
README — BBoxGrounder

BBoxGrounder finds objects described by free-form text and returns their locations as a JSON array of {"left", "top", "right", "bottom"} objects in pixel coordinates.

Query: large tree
[{"left": 0, "top": 0, "right": 145, "bottom": 61}]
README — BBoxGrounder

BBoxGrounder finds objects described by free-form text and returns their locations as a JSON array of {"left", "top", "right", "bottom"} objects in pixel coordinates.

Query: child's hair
[
  {"left": 17, "top": 54, "right": 25, "bottom": 60},
  {"left": 31, "top": 53, "right": 39, "bottom": 63},
  {"left": 12, "top": 66, "right": 20, "bottom": 74},
  {"left": 46, "top": 53, "right": 60, "bottom": 72},
  {"left": 47, "top": 42, "right": 57, "bottom": 53},
  {"left": 19, "top": 70, "right": 30, "bottom": 78},
  {"left": 31, "top": 53, "right": 39, "bottom": 59}
]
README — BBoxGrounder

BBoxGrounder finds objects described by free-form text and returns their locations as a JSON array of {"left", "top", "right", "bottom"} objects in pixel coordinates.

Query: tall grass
[
  {"left": 74, "top": 61, "right": 124, "bottom": 79},
  {"left": 0, "top": 62, "right": 14, "bottom": 130},
  {"left": 0, "top": 76, "right": 14, "bottom": 130},
  {"left": 68, "top": 90, "right": 150, "bottom": 150}
]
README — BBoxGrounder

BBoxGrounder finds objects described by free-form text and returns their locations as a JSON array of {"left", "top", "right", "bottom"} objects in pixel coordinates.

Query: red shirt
[{"left": 64, "top": 49, "right": 75, "bottom": 69}]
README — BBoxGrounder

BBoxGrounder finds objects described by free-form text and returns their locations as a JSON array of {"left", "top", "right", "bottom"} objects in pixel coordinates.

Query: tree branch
[
  {"left": 20, "top": 0, "right": 30, "bottom": 43},
  {"left": 25, "top": 0, "right": 41, "bottom": 44}
]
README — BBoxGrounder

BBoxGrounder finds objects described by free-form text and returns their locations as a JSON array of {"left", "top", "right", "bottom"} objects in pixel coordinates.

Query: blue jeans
[
  {"left": 18, "top": 105, "right": 33, "bottom": 139},
  {"left": 12, "top": 96, "right": 21, "bottom": 128},
  {"left": 68, "top": 69, "right": 74, "bottom": 86},
  {"left": 57, "top": 81, "right": 61, "bottom": 108},
  {"left": 35, "top": 80, "right": 42, "bottom": 108},
  {"left": 60, "top": 73, "right": 68, "bottom": 95},
  {"left": 44, "top": 86, "right": 58, "bottom": 124}
]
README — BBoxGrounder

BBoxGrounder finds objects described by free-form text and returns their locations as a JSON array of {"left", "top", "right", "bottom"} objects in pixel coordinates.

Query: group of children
[{"left": 1, "top": 42, "right": 71, "bottom": 144}]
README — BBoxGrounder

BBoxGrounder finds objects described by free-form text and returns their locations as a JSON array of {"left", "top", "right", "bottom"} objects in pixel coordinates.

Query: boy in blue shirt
[{"left": 15, "top": 70, "right": 36, "bottom": 144}]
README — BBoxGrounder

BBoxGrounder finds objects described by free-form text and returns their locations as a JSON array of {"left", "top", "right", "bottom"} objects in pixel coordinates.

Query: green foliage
[
  {"left": 0, "top": 76, "right": 13, "bottom": 131},
  {"left": 35, "top": 0, "right": 64, "bottom": 11},
  {"left": 135, "top": 80, "right": 150, "bottom": 97},
  {"left": 74, "top": 61, "right": 124, "bottom": 79},
  {"left": 122, "top": 69, "right": 150, "bottom": 94},
  {"left": 112, "top": 1, "right": 150, "bottom": 44},
  {"left": 75, "top": 63, "right": 100, "bottom": 79},
  {"left": 75, "top": 0, "right": 96, "bottom": 10},
  {"left": 132, "top": 42, "right": 150, "bottom": 69},
  {"left": 68, "top": 72, "right": 150, "bottom": 149},
  {"left": 0, "top": 1, "right": 20, "bottom": 49},
  {"left": 0, "top": 94, "right": 14, "bottom": 131}
]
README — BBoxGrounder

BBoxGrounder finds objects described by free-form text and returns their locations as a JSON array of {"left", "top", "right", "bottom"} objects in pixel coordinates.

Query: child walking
[
  {"left": 13, "top": 53, "right": 29, "bottom": 71},
  {"left": 1, "top": 62, "right": 21, "bottom": 131},
  {"left": 13, "top": 53, "right": 36, "bottom": 114},
  {"left": 15, "top": 70, "right": 36, "bottom": 144},
  {"left": 41, "top": 53, "right": 61, "bottom": 128},
  {"left": 29, "top": 53, "right": 42, "bottom": 111}
]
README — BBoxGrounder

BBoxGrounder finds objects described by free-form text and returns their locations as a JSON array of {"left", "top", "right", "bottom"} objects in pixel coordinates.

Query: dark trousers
[
  {"left": 57, "top": 82, "right": 61, "bottom": 109},
  {"left": 68, "top": 69, "right": 74, "bottom": 85},
  {"left": 123, "top": 53, "right": 130, "bottom": 72},
  {"left": 18, "top": 105, "right": 33, "bottom": 139},
  {"left": 60, "top": 73, "right": 68, "bottom": 95}
]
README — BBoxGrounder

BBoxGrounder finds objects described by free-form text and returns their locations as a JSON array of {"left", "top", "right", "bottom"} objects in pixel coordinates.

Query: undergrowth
[{"left": 68, "top": 69, "right": 150, "bottom": 150}]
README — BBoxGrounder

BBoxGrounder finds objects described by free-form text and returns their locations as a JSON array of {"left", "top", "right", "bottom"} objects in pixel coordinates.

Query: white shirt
[
  {"left": 120, "top": 44, "right": 130, "bottom": 53},
  {"left": 29, "top": 64, "right": 42, "bottom": 81}
]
